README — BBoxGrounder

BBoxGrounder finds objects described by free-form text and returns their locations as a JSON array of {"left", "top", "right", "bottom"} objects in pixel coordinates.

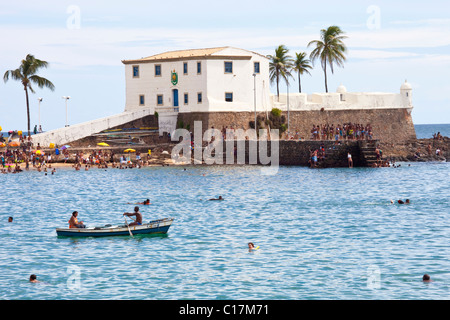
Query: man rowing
[{"left": 123, "top": 206, "right": 142, "bottom": 226}]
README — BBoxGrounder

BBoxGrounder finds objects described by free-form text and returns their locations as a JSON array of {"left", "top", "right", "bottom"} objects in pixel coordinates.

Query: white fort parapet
[
  {"left": 272, "top": 81, "right": 413, "bottom": 112},
  {"left": 31, "top": 107, "right": 151, "bottom": 147}
]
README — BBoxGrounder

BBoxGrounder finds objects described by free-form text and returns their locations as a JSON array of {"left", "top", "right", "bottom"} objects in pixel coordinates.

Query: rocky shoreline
[{"left": 379, "top": 137, "right": 449, "bottom": 162}]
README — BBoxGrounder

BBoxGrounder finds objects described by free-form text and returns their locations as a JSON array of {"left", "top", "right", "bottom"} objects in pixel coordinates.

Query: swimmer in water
[
  {"left": 248, "top": 242, "right": 259, "bottom": 252},
  {"left": 209, "top": 196, "right": 224, "bottom": 201},
  {"left": 422, "top": 274, "right": 432, "bottom": 282},
  {"left": 128, "top": 199, "right": 151, "bottom": 205},
  {"left": 138, "top": 199, "right": 151, "bottom": 205},
  {"left": 29, "top": 274, "right": 39, "bottom": 283}
]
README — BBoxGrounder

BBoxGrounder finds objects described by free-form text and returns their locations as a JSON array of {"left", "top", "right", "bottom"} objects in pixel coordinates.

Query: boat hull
[{"left": 56, "top": 218, "right": 173, "bottom": 237}]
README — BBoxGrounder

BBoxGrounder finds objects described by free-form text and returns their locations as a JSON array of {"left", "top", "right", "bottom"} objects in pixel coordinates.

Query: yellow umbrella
[
  {"left": 97, "top": 142, "right": 109, "bottom": 146},
  {"left": 49, "top": 143, "right": 55, "bottom": 148},
  {"left": 124, "top": 149, "right": 136, "bottom": 153}
]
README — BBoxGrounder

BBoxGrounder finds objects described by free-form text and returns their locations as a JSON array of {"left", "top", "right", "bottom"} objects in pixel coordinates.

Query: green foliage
[
  {"left": 177, "top": 120, "right": 184, "bottom": 129},
  {"left": 3, "top": 54, "right": 54, "bottom": 135},
  {"left": 271, "top": 108, "right": 282, "bottom": 117},
  {"left": 308, "top": 25, "right": 347, "bottom": 92},
  {"left": 267, "top": 45, "right": 294, "bottom": 100},
  {"left": 266, "top": 108, "right": 286, "bottom": 133}
]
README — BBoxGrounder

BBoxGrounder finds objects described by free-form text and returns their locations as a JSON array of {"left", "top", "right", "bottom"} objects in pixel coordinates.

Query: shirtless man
[
  {"left": 69, "top": 211, "right": 86, "bottom": 228},
  {"left": 123, "top": 206, "right": 142, "bottom": 226}
]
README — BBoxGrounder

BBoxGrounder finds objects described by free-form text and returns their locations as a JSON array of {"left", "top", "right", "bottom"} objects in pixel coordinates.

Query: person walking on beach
[{"left": 123, "top": 206, "right": 142, "bottom": 226}]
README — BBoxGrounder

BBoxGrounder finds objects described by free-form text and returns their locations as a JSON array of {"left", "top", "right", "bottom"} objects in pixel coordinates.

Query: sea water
[
  {"left": 0, "top": 160, "right": 448, "bottom": 300},
  {"left": 414, "top": 123, "right": 450, "bottom": 139}
]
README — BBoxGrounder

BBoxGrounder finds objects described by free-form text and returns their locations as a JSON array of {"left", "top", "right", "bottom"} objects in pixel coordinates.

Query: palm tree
[
  {"left": 4, "top": 54, "right": 55, "bottom": 136},
  {"left": 308, "top": 26, "right": 347, "bottom": 93},
  {"left": 293, "top": 52, "right": 312, "bottom": 93},
  {"left": 268, "top": 45, "right": 294, "bottom": 101}
]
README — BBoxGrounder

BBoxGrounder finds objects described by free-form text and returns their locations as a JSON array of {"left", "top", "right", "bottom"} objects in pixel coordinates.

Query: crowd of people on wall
[
  {"left": 283, "top": 123, "right": 375, "bottom": 141},
  {"left": 309, "top": 123, "right": 374, "bottom": 141}
]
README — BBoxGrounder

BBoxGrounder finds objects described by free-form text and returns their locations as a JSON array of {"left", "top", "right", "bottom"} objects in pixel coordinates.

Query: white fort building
[{"left": 32, "top": 47, "right": 414, "bottom": 146}]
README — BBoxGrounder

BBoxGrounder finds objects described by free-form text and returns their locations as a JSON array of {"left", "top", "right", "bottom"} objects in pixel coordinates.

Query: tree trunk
[
  {"left": 298, "top": 73, "right": 302, "bottom": 93},
  {"left": 323, "top": 60, "right": 328, "bottom": 93},
  {"left": 24, "top": 85, "right": 31, "bottom": 136},
  {"left": 276, "top": 70, "right": 280, "bottom": 101}
]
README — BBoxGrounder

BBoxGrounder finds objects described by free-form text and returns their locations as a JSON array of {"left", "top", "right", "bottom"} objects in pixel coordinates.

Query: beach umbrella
[
  {"left": 124, "top": 149, "right": 136, "bottom": 153},
  {"left": 0, "top": 126, "right": 2, "bottom": 131},
  {"left": 61, "top": 145, "right": 70, "bottom": 150},
  {"left": 97, "top": 142, "right": 109, "bottom": 146},
  {"left": 49, "top": 143, "right": 55, "bottom": 148},
  {"left": 8, "top": 141, "right": 20, "bottom": 147}
]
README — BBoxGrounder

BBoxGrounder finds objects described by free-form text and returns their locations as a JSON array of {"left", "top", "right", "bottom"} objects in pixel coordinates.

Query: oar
[{"left": 123, "top": 215, "right": 134, "bottom": 237}]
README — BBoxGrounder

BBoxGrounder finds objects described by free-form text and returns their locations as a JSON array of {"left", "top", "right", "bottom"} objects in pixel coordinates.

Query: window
[
  {"left": 157, "top": 94, "right": 163, "bottom": 106},
  {"left": 155, "top": 64, "right": 161, "bottom": 76},
  {"left": 197, "top": 62, "right": 201, "bottom": 74},
  {"left": 132, "top": 65, "right": 139, "bottom": 78},
  {"left": 184, "top": 93, "right": 189, "bottom": 105},
  {"left": 183, "top": 62, "right": 188, "bottom": 75},
  {"left": 139, "top": 95, "right": 145, "bottom": 106},
  {"left": 254, "top": 62, "right": 260, "bottom": 74},
  {"left": 224, "top": 61, "right": 233, "bottom": 74},
  {"left": 225, "top": 92, "right": 233, "bottom": 102},
  {"left": 197, "top": 92, "right": 202, "bottom": 104}
]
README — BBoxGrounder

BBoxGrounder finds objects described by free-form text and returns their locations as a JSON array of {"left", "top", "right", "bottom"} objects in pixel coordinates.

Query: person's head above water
[
  {"left": 423, "top": 274, "right": 431, "bottom": 282},
  {"left": 29, "top": 274, "right": 38, "bottom": 282}
]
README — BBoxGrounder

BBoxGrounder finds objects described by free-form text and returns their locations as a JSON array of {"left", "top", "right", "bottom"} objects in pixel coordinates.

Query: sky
[{"left": 0, "top": 0, "right": 449, "bottom": 132}]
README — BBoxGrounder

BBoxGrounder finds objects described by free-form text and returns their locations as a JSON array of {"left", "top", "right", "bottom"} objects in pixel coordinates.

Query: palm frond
[
  {"left": 29, "top": 75, "right": 55, "bottom": 91},
  {"left": 3, "top": 69, "right": 24, "bottom": 83}
]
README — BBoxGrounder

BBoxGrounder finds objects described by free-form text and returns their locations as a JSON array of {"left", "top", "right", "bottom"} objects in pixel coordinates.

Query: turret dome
[
  {"left": 400, "top": 80, "right": 412, "bottom": 90},
  {"left": 336, "top": 84, "right": 347, "bottom": 94}
]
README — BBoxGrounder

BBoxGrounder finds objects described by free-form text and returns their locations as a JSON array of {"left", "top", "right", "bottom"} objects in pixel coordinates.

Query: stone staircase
[{"left": 359, "top": 140, "right": 383, "bottom": 166}]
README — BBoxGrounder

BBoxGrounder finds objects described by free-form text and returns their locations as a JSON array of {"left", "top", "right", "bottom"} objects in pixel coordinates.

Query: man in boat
[
  {"left": 123, "top": 206, "right": 142, "bottom": 226},
  {"left": 69, "top": 211, "right": 86, "bottom": 228}
]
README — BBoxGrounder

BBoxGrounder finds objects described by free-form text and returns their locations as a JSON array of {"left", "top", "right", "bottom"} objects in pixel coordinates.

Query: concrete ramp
[{"left": 31, "top": 108, "right": 151, "bottom": 147}]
